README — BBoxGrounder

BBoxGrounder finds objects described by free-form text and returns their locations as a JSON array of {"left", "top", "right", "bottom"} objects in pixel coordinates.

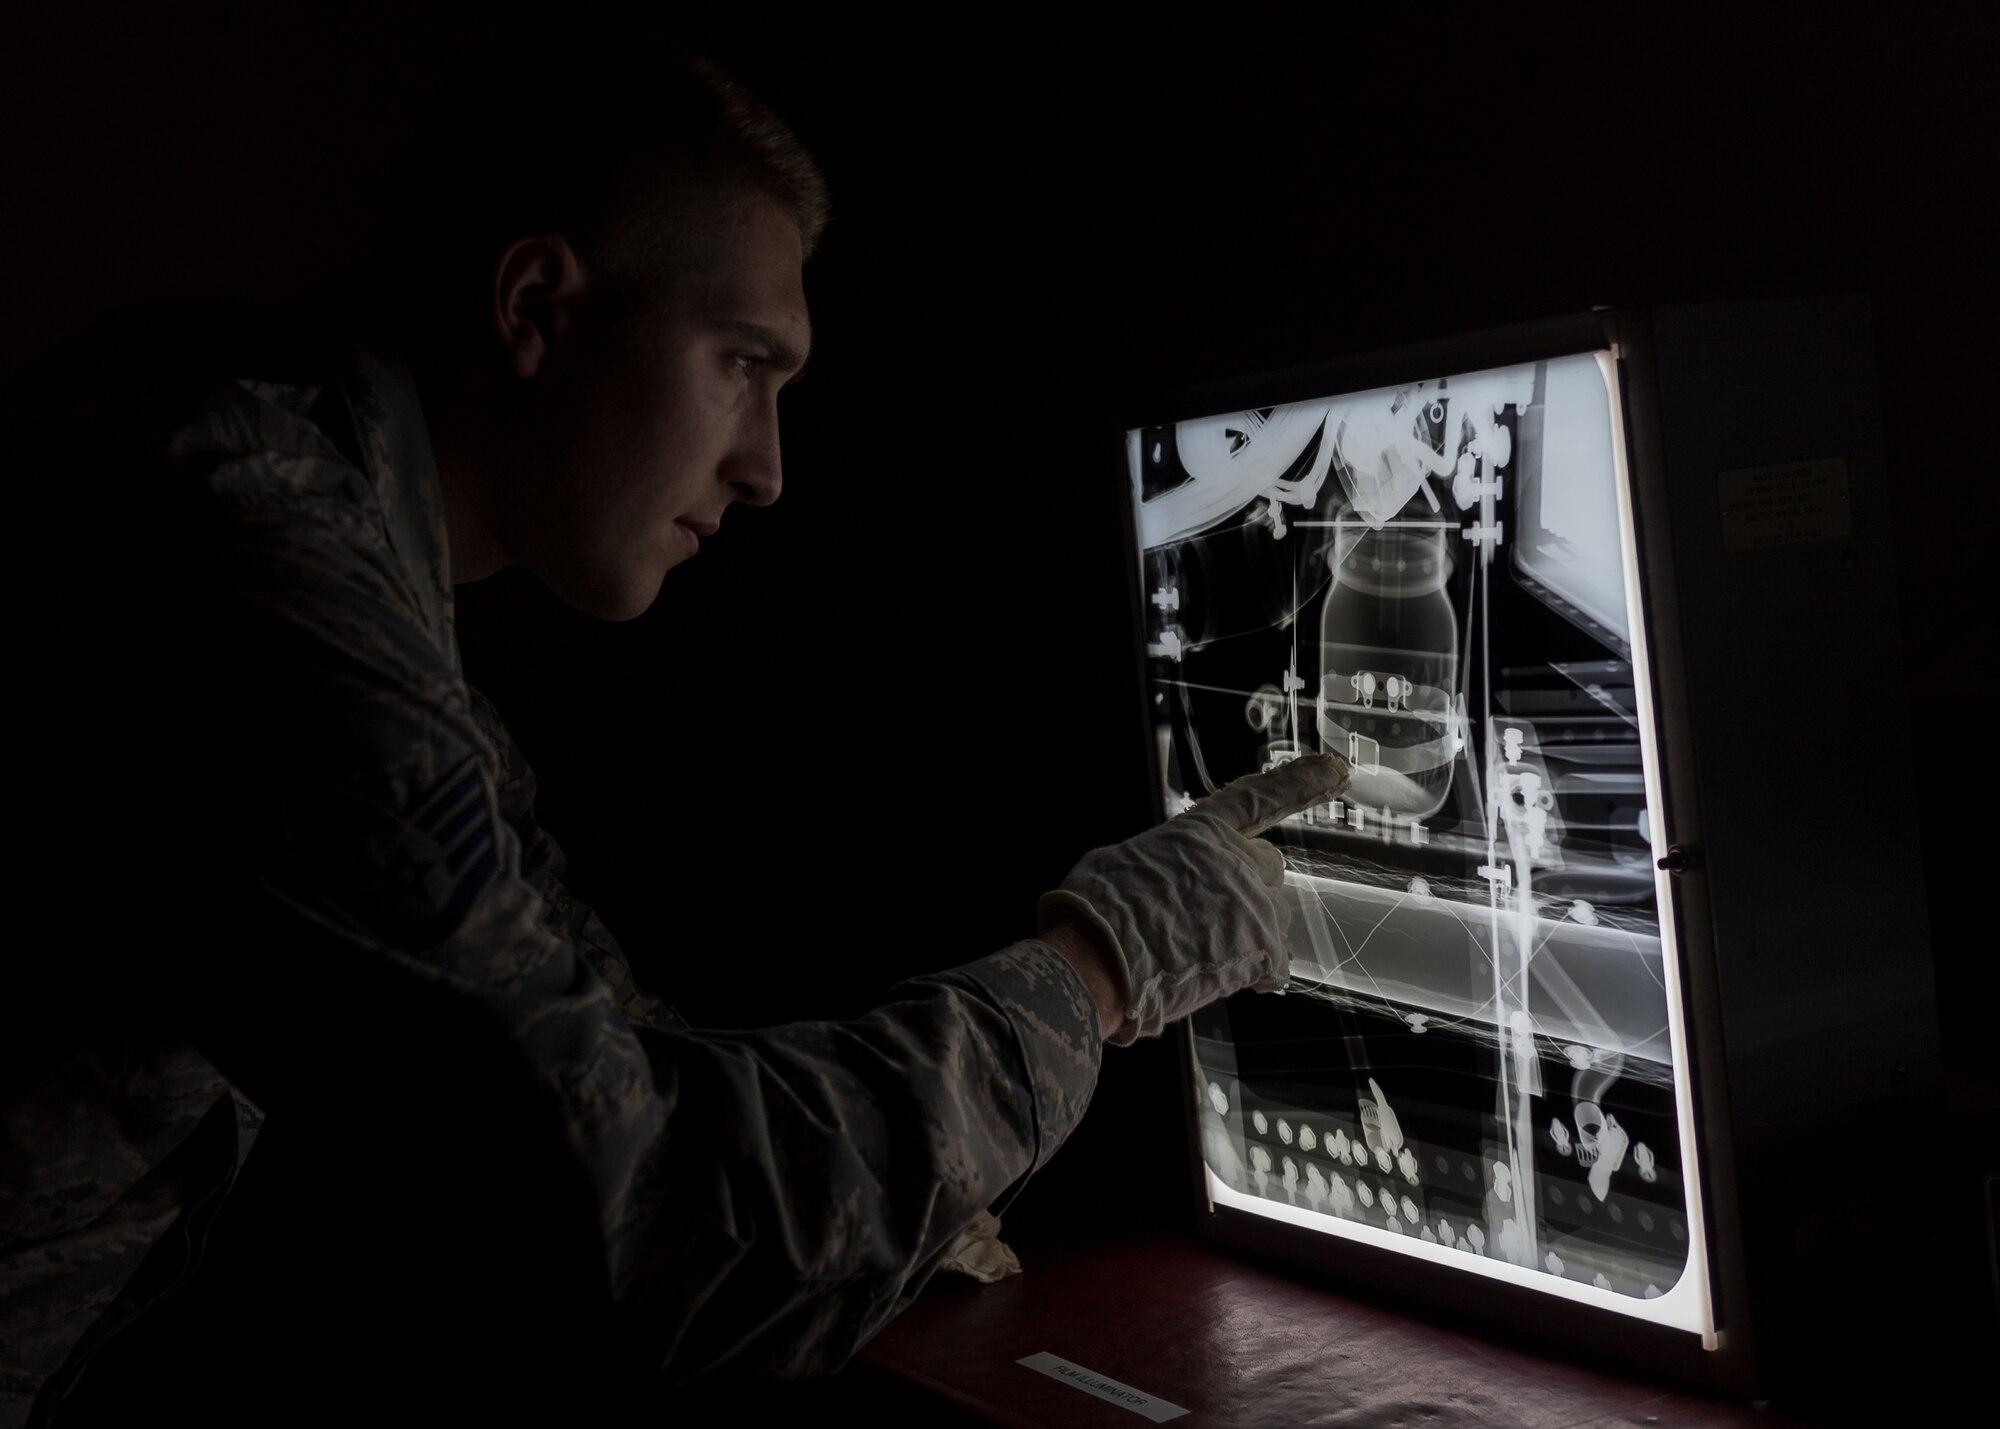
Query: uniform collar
[{"left": 328, "top": 299, "right": 459, "bottom": 674}]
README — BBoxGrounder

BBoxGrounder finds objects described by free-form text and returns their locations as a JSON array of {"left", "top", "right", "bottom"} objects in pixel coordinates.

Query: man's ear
[{"left": 491, "top": 234, "right": 589, "bottom": 380}]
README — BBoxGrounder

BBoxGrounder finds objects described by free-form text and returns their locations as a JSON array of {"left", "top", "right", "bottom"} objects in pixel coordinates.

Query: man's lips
[{"left": 675, "top": 517, "right": 720, "bottom": 552}]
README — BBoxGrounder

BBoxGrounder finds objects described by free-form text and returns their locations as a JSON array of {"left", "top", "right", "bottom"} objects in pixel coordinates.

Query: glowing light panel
[{"left": 1134, "top": 353, "right": 1715, "bottom": 1337}]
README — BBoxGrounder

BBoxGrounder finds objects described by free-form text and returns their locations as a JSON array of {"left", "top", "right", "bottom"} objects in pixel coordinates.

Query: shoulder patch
[{"left": 282, "top": 754, "right": 501, "bottom": 949}]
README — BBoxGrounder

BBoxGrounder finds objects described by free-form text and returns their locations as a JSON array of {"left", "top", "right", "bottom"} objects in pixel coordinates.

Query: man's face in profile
[{"left": 514, "top": 198, "right": 812, "bottom": 621}]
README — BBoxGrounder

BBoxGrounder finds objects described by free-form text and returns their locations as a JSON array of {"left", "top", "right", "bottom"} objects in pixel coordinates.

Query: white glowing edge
[
  {"left": 1207, "top": 1167, "right": 1709, "bottom": 1334},
  {"left": 1195, "top": 351, "right": 1719, "bottom": 1346},
  {"left": 1599, "top": 345, "right": 1719, "bottom": 1346}
]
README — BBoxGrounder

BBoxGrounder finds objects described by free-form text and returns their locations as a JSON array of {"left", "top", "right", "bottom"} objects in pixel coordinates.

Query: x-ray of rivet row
[{"left": 1133, "top": 354, "right": 1696, "bottom": 1308}]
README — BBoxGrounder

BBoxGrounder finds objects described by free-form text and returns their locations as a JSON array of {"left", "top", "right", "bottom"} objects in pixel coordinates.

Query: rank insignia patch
[{"left": 282, "top": 753, "right": 501, "bottom": 948}]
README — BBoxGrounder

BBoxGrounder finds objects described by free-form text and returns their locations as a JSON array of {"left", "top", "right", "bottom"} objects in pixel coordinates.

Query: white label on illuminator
[
  {"left": 1016, "top": 1351, "right": 1190, "bottom": 1422},
  {"left": 1717, "top": 457, "right": 1851, "bottom": 551}
]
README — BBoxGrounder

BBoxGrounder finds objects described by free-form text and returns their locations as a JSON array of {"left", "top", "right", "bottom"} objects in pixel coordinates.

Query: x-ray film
[{"left": 1134, "top": 353, "right": 1715, "bottom": 1336}]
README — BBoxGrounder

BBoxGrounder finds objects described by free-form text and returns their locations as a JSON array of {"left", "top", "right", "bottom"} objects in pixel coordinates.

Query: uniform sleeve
[
  {"left": 462, "top": 684, "right": 686, "bottom": 1034},
  {"left": 175, "top": 440, "right": 1103, "bottom": 1381}
]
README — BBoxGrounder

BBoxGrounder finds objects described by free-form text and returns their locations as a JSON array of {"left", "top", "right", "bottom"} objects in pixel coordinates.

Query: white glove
[{"left": 1038, "top": 753, "right": 1349, "bottom": 1047}]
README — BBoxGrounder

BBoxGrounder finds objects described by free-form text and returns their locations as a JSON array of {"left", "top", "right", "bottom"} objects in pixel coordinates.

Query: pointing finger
[{"left": 1183, "top": 753, "right": 1351, "bottom": 837}]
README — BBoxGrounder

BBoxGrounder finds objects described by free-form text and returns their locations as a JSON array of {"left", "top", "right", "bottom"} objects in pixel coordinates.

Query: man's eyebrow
[{"left": 720, "top": 321, "right": 811, "bottom": 382}]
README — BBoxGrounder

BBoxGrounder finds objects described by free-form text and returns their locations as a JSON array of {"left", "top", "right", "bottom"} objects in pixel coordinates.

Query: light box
[{"left": 1121, "top": 298, "right": 1941, "bottom": 1394}]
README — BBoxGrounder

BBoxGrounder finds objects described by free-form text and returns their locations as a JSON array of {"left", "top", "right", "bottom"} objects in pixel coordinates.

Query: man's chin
[{"left": 543, "top": 559, "right": 672, "bottom": 623}]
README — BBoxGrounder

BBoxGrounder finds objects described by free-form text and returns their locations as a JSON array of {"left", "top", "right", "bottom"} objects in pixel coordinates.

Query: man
[{"left": 0, "top": 35, "right": 1347, "bottom": 1422}]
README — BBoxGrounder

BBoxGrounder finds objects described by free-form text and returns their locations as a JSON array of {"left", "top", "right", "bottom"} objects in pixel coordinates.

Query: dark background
[{"left": 9, "top": 0, "right": 1994, "bottom": 1360}]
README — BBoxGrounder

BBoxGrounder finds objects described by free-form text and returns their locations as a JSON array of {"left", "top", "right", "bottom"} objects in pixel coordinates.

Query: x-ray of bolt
[
  {"left": 1245, "top": 683, "right": 1287, "bottom": 734},
  {"left": 1633, "top": 1142, "right": 1657, "bottom": 1183},
  {"left": 1507, "top": 769, "right": 1553, "bottom": 859},
  {"left": 1399, "top": 1194, "right": 1420, "bottom": 1224},
  {"left": 1299, "top": 1124, "right": 1318, "bottom": 1153},
  {"left": 1508, "top": 1011, "right": 1545, "bottom": 1098},
  {"left": 1467, "top": 1224, "right": 1486, "bottom": 1255},
  {"left": 1305, "top": 1164, "right": 1329, "bottom": 1212},
  {"left": 1281, "top": 1156, "right": 1300, "bottom": 1200},
  {"left": 1249, "top": 1143, "right": 1273, "bottom": 1197},
  {"left": 1329, "top": 1174, "right": 1355, "bottom": 1216},
  {"left": 1550, "top": 1119, "right": 1574, "bottom": 1157},
  {"left": 1397, "top": 1147, "right": 1420, "bottom": 1184},
  {"left": 1349, "top": 671, "right": 1417, "bottom": 711},
  {"left": 1207, "top": 1081, "right": 1229, "bottom": 1115},
  {"left": 1277, "top": 1118, "right": 1294, "bottom": 1146},
  {"left": 1367, "top": 1078, "right": 1404, "bottom": 1153},
  {"left": 1202, "top": 1117, "right": 1245, "bottom": 1191},
  {"left": 1252, "top": 1110, "right": 1268, "bottom": 1136},
  {"left": 1358, "top": 1181, "right": 1375, "bottom": 1210},
  {"left": 1545, "top": 1250, "right": 1566, "bottom": 1277},
  {"left": 1572, "top": 1103, "right": 1605, "bottom": 1167},
  {"left": 1588, "top": 1115, "right": 1630, "bottom": 1203}
]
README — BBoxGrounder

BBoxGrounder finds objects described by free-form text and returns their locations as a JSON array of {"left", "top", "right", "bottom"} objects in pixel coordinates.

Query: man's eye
[{"left": 729, "top": 353, "right": 762, "bottom": 379}]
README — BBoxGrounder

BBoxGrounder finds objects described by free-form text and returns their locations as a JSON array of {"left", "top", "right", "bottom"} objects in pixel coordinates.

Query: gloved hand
[{"left": 1038, "top": 753, "right": 1349, "bottom": 1047}]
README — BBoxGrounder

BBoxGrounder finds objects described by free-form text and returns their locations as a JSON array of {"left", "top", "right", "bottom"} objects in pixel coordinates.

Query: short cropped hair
[{"left": 372, "top": 31, "right": 829, "bottom": 323}]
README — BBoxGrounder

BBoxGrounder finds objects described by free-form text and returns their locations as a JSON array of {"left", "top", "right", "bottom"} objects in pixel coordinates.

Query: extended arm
[{"left": 176, "top": 463, "right": 1100, "bottom": 1381}]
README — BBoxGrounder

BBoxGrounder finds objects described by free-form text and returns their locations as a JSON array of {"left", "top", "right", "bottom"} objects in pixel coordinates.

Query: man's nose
[{"left": 725, "top": 402, "right": 783, "bottom": 508}]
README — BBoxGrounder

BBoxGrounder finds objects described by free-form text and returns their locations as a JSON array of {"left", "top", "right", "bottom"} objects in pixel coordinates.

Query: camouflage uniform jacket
[{"left": 0, "top": 294, "right": 1103, "bottom": 1424}]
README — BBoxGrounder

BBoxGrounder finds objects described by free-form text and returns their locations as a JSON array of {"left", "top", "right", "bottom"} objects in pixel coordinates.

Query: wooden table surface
[{"left": 857, "top": 1214, "right": 1842, "bottom": 1428}]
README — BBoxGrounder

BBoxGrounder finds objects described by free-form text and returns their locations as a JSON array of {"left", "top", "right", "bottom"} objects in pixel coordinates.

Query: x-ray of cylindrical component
[
  {"left": 1281, "top": 871, "right": 1674, "bottom": 1074},
  {"left": 1317, "top": 524, "right": 1460, "bottom": 819}
]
